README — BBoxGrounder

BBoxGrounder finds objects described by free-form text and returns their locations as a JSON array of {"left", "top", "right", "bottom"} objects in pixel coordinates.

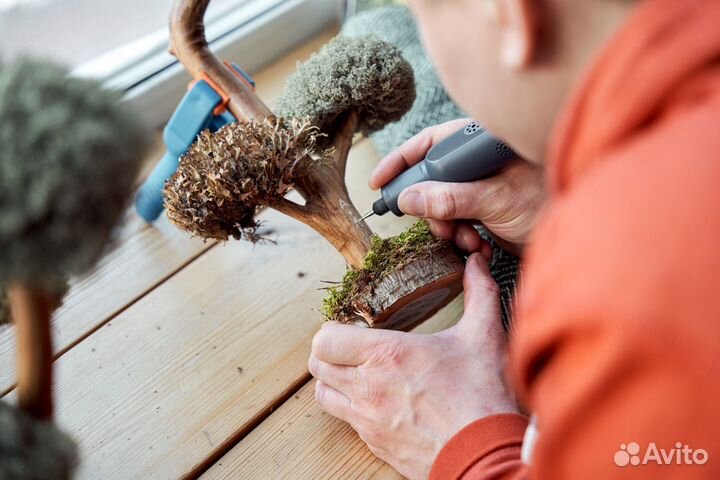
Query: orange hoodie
[{"left": 430, "top": 0, "right": 720, "bottom": 478}]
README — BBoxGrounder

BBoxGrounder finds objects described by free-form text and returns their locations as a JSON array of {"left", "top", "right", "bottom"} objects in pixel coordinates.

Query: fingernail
[{"left": 398, "top": 191, "right": 425, "bottom": 216}]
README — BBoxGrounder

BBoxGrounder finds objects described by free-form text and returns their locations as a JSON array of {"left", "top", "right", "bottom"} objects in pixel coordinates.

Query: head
[{"left": 407, "top": 0, "right": 637, "bottom": 163}]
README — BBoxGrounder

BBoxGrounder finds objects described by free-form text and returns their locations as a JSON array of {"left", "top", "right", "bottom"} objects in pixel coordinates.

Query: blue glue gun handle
[{"left": 135, "top": 151, "right": 179, "bottom": 222}]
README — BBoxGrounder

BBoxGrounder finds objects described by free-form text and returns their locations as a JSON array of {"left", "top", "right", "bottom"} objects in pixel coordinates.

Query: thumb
[
  {"left": 454, "top": 253, "right": 506, "bottom": 346},
  {"left": 398, "top": 181, "right": 496, "bottom": 220}
]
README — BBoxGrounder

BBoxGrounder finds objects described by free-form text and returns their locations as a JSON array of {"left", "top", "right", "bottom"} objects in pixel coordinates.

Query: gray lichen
[
  {"left": 0, "top": 59, "right": 149, "bottom": 291},
  {"left": 164, "top": 118, "right": 330, "bottom": 241},
  {"left": 0, "top": 401, "right": 77, "bottom": 480},
  {"left": 277, "top": 34, "right": 415, "bottom": 142}
]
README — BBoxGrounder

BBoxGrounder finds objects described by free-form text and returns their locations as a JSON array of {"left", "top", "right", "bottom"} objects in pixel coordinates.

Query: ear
[{"left": 497, "top": 0, "right": 536, "bottom": 69}]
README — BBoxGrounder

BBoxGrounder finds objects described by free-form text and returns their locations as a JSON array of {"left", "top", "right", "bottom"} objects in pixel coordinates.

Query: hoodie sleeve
[{"left": 429, "top": 414, "right": 528, "bottom": 480}]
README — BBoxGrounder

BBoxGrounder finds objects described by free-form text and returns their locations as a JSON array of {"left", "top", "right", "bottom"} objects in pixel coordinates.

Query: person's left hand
[{"left": 308, "top": 253, "right": 521, "bottom": 479}]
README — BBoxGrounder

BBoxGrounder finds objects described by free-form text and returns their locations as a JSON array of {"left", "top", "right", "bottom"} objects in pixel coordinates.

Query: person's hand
[
  {"left": 308, "top": 253, "right": 520, "bottom": 479},
  {"left": 370, "top": 119, "right": 547, "bottom": 254}
]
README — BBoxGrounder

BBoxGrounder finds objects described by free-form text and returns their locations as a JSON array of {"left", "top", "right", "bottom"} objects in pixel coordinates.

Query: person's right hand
[{"left": 370, "top": 119, "right": 547, "bottom": 254}]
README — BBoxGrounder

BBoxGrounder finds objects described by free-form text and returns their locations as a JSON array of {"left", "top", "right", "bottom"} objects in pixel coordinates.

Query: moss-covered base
[{"left": 322, "top": 221, "right": 464, "bottom": 328}]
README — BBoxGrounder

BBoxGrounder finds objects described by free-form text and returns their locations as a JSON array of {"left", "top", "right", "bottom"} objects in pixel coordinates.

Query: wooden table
[{"left": 0, "top": 28, "right": 462, "bottom": 480}]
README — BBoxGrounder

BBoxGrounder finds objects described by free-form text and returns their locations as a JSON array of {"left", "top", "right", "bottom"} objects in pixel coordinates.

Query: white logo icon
[
  {"left": 614, "top": 442, "right": 709, "bottom": 467},
  {"left": 614, "top": 442, "right": 641, "bottom": 467}
]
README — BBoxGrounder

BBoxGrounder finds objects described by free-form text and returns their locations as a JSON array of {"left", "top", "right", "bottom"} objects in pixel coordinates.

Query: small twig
[{"left": 269, "top": 196, "right": 310, "bottom": 223}]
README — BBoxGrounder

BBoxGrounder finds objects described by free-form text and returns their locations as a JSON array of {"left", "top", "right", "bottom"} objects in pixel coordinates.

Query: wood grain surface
[
  {"left": 199, "top": 299, "right": 463, "bottom": 480},
  {"left": 0, "top": 27, "right": 467, "bottom": 480}
]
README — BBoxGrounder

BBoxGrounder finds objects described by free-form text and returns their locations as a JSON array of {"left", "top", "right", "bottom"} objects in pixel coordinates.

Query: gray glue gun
[{"left": 360, "top": 121, "right": 516, "bottom": 221}]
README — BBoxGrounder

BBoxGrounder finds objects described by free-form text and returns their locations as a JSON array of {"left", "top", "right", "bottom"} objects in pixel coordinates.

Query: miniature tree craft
[
  {"left": 163, "top": 0, "right": 465, "bottom": 330},
  {"left": 0, "top": 59, "right": 148, "bottom": 478}
]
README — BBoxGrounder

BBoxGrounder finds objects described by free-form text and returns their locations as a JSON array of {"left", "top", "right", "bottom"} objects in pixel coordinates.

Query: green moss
[{"left": 321, "top": 220, "right": 446, "bottom": 320}]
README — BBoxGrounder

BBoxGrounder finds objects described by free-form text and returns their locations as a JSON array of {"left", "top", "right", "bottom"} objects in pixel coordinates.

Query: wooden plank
[
  {"left": 26, "top": 139, "right": 422, "bottom": 480},
  {"left": 0, "top": 213, "right": 211, "bottom": 396},
  {"left": 199, "top": 299, "right": 463, "bottom": 480}
]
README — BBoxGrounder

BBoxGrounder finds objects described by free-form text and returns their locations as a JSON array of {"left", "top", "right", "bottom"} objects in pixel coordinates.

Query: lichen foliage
[
  {"left": 322, "top": 220, "right": 448, "bottom": 321},
  {"left": 277, "top": 34, "right": 416, "bottom": 143},
  {"left": 164, "top": 118, "right": 329, "bottom": 241},
  {"left": 0, "top": 59, "right": 149, "bottom": 291},
  {"left": 0, "top": 401, "right": 78, "bottom": 479}
]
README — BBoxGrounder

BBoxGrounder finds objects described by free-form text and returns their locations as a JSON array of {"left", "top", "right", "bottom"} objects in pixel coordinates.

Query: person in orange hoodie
[{"left": 308, "top": 0, "right": 720, "bottom": 478}]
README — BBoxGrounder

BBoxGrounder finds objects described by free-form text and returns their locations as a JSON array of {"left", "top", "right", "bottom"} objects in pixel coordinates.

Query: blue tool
[{"left": 135, "top": 63, "right": 255, "bottom": 223}]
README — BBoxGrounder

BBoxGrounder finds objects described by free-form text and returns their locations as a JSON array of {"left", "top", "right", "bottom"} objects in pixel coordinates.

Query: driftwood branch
[
  {"left": 169, "top": 0, "right": 373, "bottom": 268},
  {"left": 333, "top": 111, "right": 359, "bottom": 182},
  {"left": 170, "top": 0, "right": 272, "bottom": 122},
  {"left": 9, "top": 283, "right": 54, "bottom": 420}
]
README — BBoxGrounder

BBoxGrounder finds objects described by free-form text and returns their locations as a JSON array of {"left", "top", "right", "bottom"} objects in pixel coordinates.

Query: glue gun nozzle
[{"left": 356, "top": 210, "right": 375, "bottom": 224}]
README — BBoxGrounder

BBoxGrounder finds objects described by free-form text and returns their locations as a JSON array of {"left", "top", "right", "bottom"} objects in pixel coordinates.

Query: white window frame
[{"left": 74, "top": 0, "right": 345, "bottom": 128}]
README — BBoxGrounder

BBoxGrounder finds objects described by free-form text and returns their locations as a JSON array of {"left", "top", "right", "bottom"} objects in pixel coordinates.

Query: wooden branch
[
  {"left": 169, "top": 0, "right": 272, "bottom": 122},
  {"left": 333, "top": 111, "right": 359, "bottom": 182},
  {"left": 8, "top": 283, "right": 54, "bottom": 420},
  {"left": 269, "top": 196, "right": 310, "bottom": 224},
  {"left": 299, "top": 164, "right": 374, "bottom": 269}
]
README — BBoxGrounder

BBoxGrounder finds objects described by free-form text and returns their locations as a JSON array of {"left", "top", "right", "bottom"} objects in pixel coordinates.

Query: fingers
[
  {"left": 455, "top": 253, "right": 504, "bottom": 343},
  {"left": 312, "top": 322, "right": 386, "bottom": 366},
  {"left": 427, "top": 219, "right": 491, "bottom": 256},
  {"left": 369, "top": 129, "right": 433, "bottom": 190},
  {"left": 398, "top": 180, "right": 498, "bottom": 220},
  {"left": 426, "top": 219, "right": 455, "bottom": 240},
  {"left": 455, "top": 223, "right": 488, "bottom": 255},
  {"left": 315, "top": 380, "right": 353, "bottom": 422},
  {"left": 369, "top": 119, "right": 470, "bottom": 190},
  {"left": 308, "top": 354, "right": 356, "bottom": 393}
]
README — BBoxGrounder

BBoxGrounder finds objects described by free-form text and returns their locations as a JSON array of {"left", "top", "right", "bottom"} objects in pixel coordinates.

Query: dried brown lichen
[{"left": 164, "top": 118, "right": 329, "bottom": 241}]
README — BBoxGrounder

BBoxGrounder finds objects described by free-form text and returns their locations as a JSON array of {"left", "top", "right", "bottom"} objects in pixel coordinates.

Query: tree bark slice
[
  {"left": 351, "top": 245, "right": 465, "bottom": 331},
  {"left": 8, "top": 283, "right": 54, "bottom": 420}
]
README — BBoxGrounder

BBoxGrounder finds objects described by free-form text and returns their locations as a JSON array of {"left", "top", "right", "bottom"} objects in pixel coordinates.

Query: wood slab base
[{"left": 351, "top": 245, "right": 465, "bottom": 331}]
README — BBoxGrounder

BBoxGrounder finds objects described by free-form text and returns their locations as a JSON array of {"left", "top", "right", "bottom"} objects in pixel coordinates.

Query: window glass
[{"left": 0, "top": 0, "right": 245, "bottom": 67}]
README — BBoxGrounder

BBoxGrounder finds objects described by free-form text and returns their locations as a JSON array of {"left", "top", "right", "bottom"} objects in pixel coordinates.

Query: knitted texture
[
  {"left": 343, "top": 6, "right": 520, "bottom": 328},
  {"left": 0, "top": 59, "right": 149, "bottom": 291}
]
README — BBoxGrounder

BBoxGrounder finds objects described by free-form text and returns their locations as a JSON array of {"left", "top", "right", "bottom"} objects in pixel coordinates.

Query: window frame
[{"left": 73, "top": 0, "right": 344, "bottom": 128}]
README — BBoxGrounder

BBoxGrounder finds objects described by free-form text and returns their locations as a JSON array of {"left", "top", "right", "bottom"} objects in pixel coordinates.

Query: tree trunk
[{"left": 8, "top": 283, "right": 54, "bottom": 420}]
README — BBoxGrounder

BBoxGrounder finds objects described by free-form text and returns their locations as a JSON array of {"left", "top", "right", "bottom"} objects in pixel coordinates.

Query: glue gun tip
[{"left": 356, "top": 210, "right": 374, "bottom": 223}]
